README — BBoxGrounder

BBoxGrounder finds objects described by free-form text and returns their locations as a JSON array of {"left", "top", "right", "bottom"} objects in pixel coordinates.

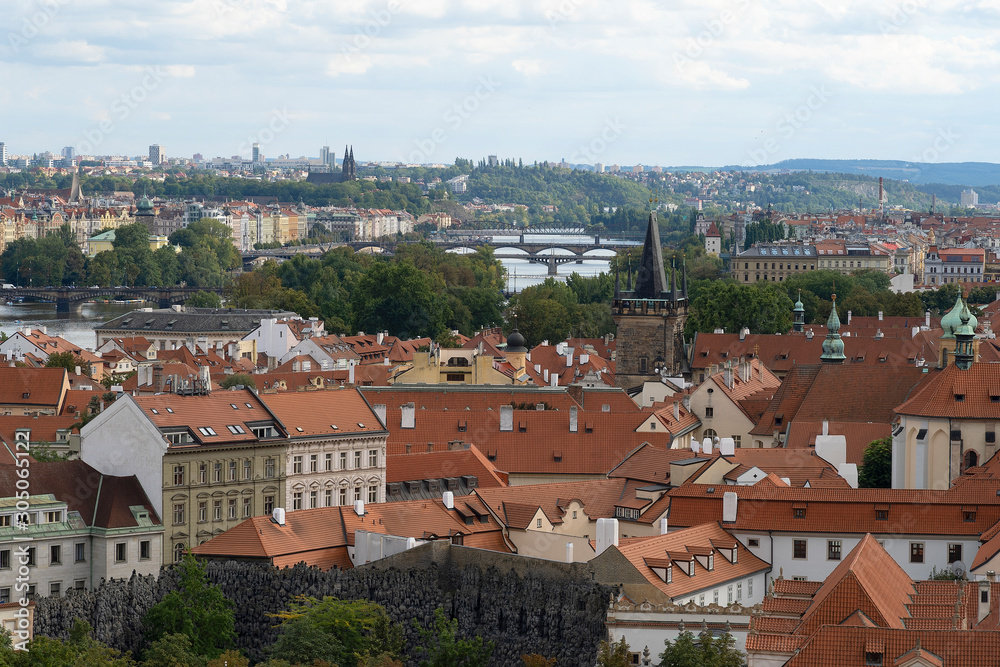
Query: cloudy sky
[{"left": 3, "top": 0, "right": 999, "bottom": 167}]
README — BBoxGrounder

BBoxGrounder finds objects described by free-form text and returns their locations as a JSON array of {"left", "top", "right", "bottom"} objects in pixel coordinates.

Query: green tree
[
  {"left": 140, "top": 633, "right": 206, "bottom": 667},
  {"left": 11, "top": 619, "right": 137, "bottom": 666},
  {"left": 351, "top": 261, "right": 446, "bottom": 339},
  {"left": 412, "top": 607, "right": 493, "bottom": 667},
  {"left": 219, "top": 373, "right": 256, "bottom": 390},
  {"left": 186, "top": 290, "right": 222, "bottom": 308},
  {"left": 142, "top": 554, "right": 236, "bottom": 659},
  {"left": 659, "top": 630, "right": 743, "bottom": 667},
  {"left": 858, "top": 437, "right": 892, "bottom": 488},
  {"left": 45, "top": 351, "right": 90, "bottom": 375},
  {"left": 596, "top": 637, "right": 631, "bottom": 667},
  {"left": 268, "top": 596, "right": 403, "bottom": 667},
  {"left": 686, "top": 280, "right": 793, "bottom": 335}
]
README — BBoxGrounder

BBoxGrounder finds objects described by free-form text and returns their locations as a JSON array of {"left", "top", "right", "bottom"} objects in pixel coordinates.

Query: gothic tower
[
  {"left": 341, "top": 145, "right": 357, "bottom": 182},
  {"left": 612, "top": 211, "right": 689, "bottom": 389}
]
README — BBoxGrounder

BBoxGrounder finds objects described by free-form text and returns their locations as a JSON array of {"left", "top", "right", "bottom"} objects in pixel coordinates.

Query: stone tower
[
  {"left": 613, "top": 211, "right": 688, "bottom": 389},
  {"left": 341, "top": 145, "right": 357, "bottom": 182},
  {"left": 134, "top": 190, "right": 156, "bottom": 232}
]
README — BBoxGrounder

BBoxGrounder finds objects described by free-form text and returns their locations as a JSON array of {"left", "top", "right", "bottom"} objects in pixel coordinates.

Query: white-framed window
[
  {"left": 325, "top": 453, "right": 333, "bottom": 471},
  {"left": 228, "top": 498, "right": 237, "bottom": 519},
  {"left": 368, "top": 485, "right": 377, "bottom": 503},
  {"left": 325, "top": 489, "right": 333, "bottom": 506},
  {"left": 243, "top": 497, "right": 252, "bottom": 518},
  {"left": 309, "top": 454, "right": 318, "bottom": 472},
  {"left": 369, "top": 450, "right": 378, "bottom": 467},
  {"left": 293, "top": 492, "right": 303, "bottom": 510},
  {"left": 213, "top": 500, "right": 222, "bottom": 521},
  {"left": 115, "top": 543, "right": 127, "bottom": 563},
  {"left": 354, "top": 451, "right": 362, "bottom": 469},
  {"left": 309, "top": 490, "right": 318, "bottom": 509},
  {"left": 293, "top": 456, "right": 303, "bottom": 474},
  {"left": 198, "top": 501, "right": 207, "bottom": 522}
]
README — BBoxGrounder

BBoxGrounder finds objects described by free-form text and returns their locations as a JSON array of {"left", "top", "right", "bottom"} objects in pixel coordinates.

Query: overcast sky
[{"left": 3, "top": 0, "right": 999, "bottom": 167}]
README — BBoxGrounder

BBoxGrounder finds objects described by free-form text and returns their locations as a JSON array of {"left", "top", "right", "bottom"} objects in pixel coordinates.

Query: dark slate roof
[
  {"left": 633, "top": 211, "right": 669, "bottom": 299},
  {"left": 96, "top": 308, "right": 297, "bottom": 334}
]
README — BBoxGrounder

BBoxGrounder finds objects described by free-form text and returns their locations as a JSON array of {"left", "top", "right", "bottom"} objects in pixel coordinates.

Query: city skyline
[{"left": 3, "top": 1, "right": 999, "bottom": 167}]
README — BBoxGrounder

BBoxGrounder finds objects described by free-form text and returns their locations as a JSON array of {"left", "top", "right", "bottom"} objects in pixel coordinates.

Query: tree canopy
[{"left": 859, "top": 437, "right": 892, "bottom": 488}]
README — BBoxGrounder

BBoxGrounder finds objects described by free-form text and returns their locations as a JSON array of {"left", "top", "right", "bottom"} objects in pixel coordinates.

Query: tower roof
[
  {"left": 633, "top": 211, "right": 668, "bottom": 299},
  {"left": 820, "top": 295, "right": 846, "bottom": 363}
]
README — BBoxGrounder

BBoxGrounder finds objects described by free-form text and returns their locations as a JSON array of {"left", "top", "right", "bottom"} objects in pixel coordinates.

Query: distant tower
[
  {"left": 135, "top": 190, "right": 156, "bottom": 232},
  {"left": 341, "top": 145, "right": 356, "bottom": 182},
  {"left": 0, "top": 142, "right": 7, "bottom": 166},
  {"left": 505, "top": 329, "right": 527, "bottom": 375},
  {"left": 793, "top": 290, "right": 805, "bottom": 333},
  {"left": 252, "top": 143, "right": 261, "bottom": 164},
  {"left": 954, "top": 303, "right": 976, "bottom": 371},
  {"left": 148, "top": 144, "right": 164, "bottom": 165},
  {"left": 319, "top": 145, "right": 332, "bottom": 168},
  {"left": 820, "top": 295, "right": 846, "bottom": 364},
  {"left": 612, "top": 210, "right": 688, "bottom": 388}
]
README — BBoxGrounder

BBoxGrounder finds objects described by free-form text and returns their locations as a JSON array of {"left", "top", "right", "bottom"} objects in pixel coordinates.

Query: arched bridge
[{"left": 11, "top": 287, "right": 225, "bottom": 312}]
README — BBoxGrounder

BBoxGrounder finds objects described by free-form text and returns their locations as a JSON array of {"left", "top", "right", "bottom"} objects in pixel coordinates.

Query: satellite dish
[{"left": 951, "top": 560, "right": 967, "bottom": 577}]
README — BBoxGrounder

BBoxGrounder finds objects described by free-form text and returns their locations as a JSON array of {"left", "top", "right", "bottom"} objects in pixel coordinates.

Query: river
[{"left": 0, "top": 301, "right": 142, "bottom": 352}]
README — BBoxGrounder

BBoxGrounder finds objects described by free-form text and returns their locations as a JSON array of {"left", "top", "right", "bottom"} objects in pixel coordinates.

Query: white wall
[
  {"left": 735, "top": 532, "right": 980, "bottom": 583},
  {"left": 79, "top": 396, "right": 168, "bottom": 517}
]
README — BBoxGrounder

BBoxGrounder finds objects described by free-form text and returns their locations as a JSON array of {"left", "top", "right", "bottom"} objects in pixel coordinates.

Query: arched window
[
  {"left": 173, "top": 542, "right": 186, "bottom": 563},
  {"left": 965, "top": 450, "right": 979, "bottom": 470},
  {"left": 704, "top": 429, "right": 718, "bottom": 439}
]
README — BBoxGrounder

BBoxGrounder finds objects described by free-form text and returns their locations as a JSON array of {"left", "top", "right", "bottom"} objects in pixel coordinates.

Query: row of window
[
  {"left": 744, "top": 262, "right": 816, "bottom": 271},
  {"left": 292, "top": 485, "right": 378, "bottom": 510},
  {"left": 687, "top": 578, "right": 753, "bottom": 607},
  {"left": 0, "top": 541, "right": 151, "bottom": 569},
  {"left": 174, "top": 495, "right": 275, "bottom": 525},
  {"left": 291, "top": 450, "right": 379, "bottom": 474},
  {"left": 928, "top": 265, "right": 981, "bottom": 273},
  {"left": 789, "top": 539, "right": 963, "bottom": 564},
  {"left": 0, "top": 579, "right": 87, "bottom": 601},
  {"left": 0, "top": 510, "right": 63, "bottom": 527},
  {"left": 173, "top": 458, "right": 277, "bottom": 486}
]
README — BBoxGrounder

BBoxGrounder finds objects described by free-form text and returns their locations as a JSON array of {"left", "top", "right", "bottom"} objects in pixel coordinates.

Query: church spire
[
  {"left": 793, "top": 289, "right": 805, "bottom": 333},
  {"left": 820, "top": 294, "right": 846, "bottom": 363},
  {"left": 633, "top": 211, "right": 668, "bottom": 299},
  {"left": 614, "top": 260, "right": 621, "bottom": 298},
  {"left": 682, "top": 256, "right": 688, "bottom": 300},
  {"left": 954, "top": 301, "right": 976, "bottom": 370}
]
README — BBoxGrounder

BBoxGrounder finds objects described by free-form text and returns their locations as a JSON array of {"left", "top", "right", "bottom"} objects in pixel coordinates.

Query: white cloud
[
  {"left": 46, "top": 40, "right": 105, "bottom": 63},
  {"left": 512, "top": 59, "right": 545, "bottom": 76},
  {"left": 327, "top": 53, "right": 373, "bottom": 76},
  {"left": 163, "top": 65, "right": 197, "bottom": 78}
]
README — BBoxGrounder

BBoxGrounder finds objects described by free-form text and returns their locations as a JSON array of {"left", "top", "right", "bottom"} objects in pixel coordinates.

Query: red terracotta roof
[
  {"left": 666, "top": 482, "right": 1000, "bottom": 536},
  {"left": 896, "top": 363, "right": 1000, "bottom": 419},
  {"left": 607, "top": 522, "right": 770, "bottom": 600},
  {"left": 780, "top": 626, "right": 1000, "bottom": 667},
  {"left": 192, "top": 496, "right": 507, "bottom": 567},
  {"left": 0, "top": 367, "right": 67, "bottom": 408},
  {"left": 259, "top": 388, "right": 385, "bottom": 437},
  {"left": 387, "top": 445, "right": 508, "bottom": 487},
  {"left": 134, "top": 389, "right": 277, "bottom": 445}
]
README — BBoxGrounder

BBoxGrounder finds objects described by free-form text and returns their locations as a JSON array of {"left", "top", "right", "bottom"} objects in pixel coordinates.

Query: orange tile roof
[
  {"left": 607, "top": 522, "right": 770, "bottom": 600},
  {"left": 752, "top": 364, "right": 928, "bottom": 438},
  {"left": 666, "top": 482, "right": 1000, "bottom": 536},
  {"left": 259, "top": 388, "right": 386, "bottom": 438},
  {"left": 779, "top": 626, "right": 1000, "bottom": 667},
  {"left": 387, "top": 445, "right": 508, "bottom": 487},
  {"left": 134, "top": 389, "right": 277, "bottom": 445},
  {"left": 607, "top": 443, "right": 700, "bottom": 485},
  {"left": 192, "top": 496, "right": 508, "bottom": 567},
  {"left": 0, "top": 366, "right": 67, "bottom": 411},
  {"left": 798, "top": 535, "right": 915, "bottom": 633},
  {"left": 0, "top": 415, "right": 77, "bottom": 444},
  {"left": 475, "top": 478, "right": 661, "bottom": 527},
  {"left": 896, "top": 363, "right": 1000, "bottom": 419}
]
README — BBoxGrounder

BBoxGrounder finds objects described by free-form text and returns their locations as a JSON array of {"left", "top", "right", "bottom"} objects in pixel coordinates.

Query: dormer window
[
  {"left": 955, "top": 394, "right": 966, "bottom": 402},
  {"left": 865, "top": 652, "right": 883, "bottom": 666},
  {"left": 793, "top": 508, "right": 806, "bottom": 519}
]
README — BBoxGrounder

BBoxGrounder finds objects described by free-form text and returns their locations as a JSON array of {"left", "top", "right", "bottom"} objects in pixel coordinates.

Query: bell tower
[{"left": 612, "top": 210, "right": 689, "bottom": 389}]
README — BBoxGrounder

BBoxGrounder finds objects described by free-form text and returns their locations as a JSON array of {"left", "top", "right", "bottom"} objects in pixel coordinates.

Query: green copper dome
[
  {"left": 940, "top": 294, "right": 965, "bottom": 339},
  {"left": 793, "top": 289, "right": 804, "bottom": 312},
  {"left": 136, "top": 194, "right": 153, "bottom": 213}
]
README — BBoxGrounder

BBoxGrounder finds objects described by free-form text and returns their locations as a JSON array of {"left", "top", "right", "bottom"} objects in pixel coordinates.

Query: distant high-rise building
[
  {"left": 0, "top": 142, "right": 7, "bottom": 166},
  {"left": 61, "top": 146, "right": 75, "bottom": 162},
  {"left": 193, "top": 153, "right": 203, "bottom": 162},
  {"left": 252, "top": 143, "right": 261, "bottom": 164},
  {"left": 487, "top": 155, "right": 498, "bottom": 167},
  {"left": 595, "top": 162, "right": 604, "bottom": 173},
  {"left": 148, "top": 144, "right": 164, "bottom": 165},
  {"left": 319, "top": 145, "right": 332, "bottom": 168},
  {"left": 961, "top": 188, "right": 979, "bottom": 207}
]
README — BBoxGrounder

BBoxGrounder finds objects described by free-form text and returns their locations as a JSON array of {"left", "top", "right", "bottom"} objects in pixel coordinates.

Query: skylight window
[
  {"left": 245, "top": 403, "right": 253, "bottom": 409},
  {"left": 166, "top": 407, "right": 173, "bottom": 413},
  {"left": 231, "top": 404, "right": 239, "bottom": 410},
  {"left": 358, "top": 423, "right": 365, "bottom": 428},
  {"left": 151, "top": 409, "right": 159, "bottom": 415},
  {"left": 227, "top": 425, "right": 245, "bottom": 434},
  {"left": 198, "top": 427, "right": 218, "bottom": 436}
]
